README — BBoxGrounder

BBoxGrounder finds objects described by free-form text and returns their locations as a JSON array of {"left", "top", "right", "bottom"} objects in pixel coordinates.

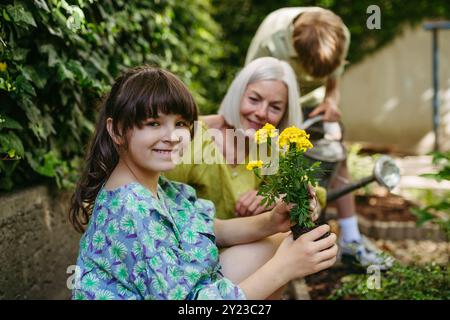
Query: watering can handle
[{"left": 300, "top": 115, "right": 324, "bottom": 130}]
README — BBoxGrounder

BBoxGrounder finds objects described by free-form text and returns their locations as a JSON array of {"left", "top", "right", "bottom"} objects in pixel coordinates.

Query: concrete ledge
[
  {"left": 0, "top": 185, "right": 81, "bottom": 299},
  {"left": 357, "top": 214, "right": 447, "bottom": 242},
  {"left": 325, "top": 210, "right": 447, "bottom": 242}
]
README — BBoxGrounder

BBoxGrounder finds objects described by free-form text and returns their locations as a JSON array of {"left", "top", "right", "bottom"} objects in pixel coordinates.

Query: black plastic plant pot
[{"left": 291, "top": 224, "right": 330, "bottom": 241}]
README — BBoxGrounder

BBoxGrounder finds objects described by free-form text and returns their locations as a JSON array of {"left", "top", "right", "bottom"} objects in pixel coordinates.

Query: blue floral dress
[{"left": 72, "top": 176, "right": 246, "bottom": 300}]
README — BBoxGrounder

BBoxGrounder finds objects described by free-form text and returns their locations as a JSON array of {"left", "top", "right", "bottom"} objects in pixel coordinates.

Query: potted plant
[{"left": 247, "top": 123, "right": 325, "bottom": 240}]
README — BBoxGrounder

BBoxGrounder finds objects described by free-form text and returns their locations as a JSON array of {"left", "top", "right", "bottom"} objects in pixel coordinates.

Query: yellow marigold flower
[
  {"left": 254, "top": 123, "right": 278, "bottom": 144},
  {"left": 254, "top": 129, "right": 268, "bottom": 144},
  {"left": 278, "top": 126, "right": 313, "bottom": 151},
  {"left": 0, "top": 62, "right": 7, "bottom": 73},
  {"left": 262, "top": 123, "right": 278, "bottom": 138},
  {"left": 246, "top": 160, "right": 263, "bottom": 171}
]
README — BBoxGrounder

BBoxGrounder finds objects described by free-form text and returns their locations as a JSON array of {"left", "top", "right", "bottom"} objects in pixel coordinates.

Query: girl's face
[
  {"left": 240, "top": 80, "right": 288, "bottom": 131},
  {"left": 123, "top": 113, "right": 191, "bottom": 174}
]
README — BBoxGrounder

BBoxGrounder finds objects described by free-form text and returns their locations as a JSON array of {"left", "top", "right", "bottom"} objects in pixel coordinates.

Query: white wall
[{"left": 340, "top": 24, "right": 450, "bottom": 154}]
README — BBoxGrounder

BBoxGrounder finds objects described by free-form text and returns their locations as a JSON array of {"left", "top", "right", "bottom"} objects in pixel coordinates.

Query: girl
[{"left": 69, "top": 66, "right": 337, "bottom": 300}]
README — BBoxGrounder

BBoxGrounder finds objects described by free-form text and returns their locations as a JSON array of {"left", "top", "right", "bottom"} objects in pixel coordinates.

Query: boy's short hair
[{"left": 292, "top": 9, "right": 347, "bottom": 78}]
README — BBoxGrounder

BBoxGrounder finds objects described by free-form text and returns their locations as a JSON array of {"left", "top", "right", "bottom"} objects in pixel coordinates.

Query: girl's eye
[
  {"left": 176, "top": 121, "right": 189, "bottom": 127},
  {"left": 249, "top": 96, "right": 259, "bottom": 103},
  {"left": 146, "top": 121, "right": 160, "bottom": 127}
]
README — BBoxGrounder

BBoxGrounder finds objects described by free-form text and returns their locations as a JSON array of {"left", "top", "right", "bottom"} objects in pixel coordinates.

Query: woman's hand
[
  {"left": 269, "top": 225, "right": 338, "bottom": 281},
  {"left": 235, "top": 190, "right": 275, "bottom": 217},
  {"left": 308, "top": 185, "right": 321, "bottom": 222},
  {"left": 268, "top": 200, "right": 293, "bottom": 234},
  {"left": 268, "top": 185, "right": 320, "bottom": 234}
]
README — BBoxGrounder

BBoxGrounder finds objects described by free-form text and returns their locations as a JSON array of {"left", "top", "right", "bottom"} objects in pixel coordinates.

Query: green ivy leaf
[
  {"left": 0, "top": 115, "right": 23, "bottom": 130},
  {"left": 0, "top": 132, "right": 25, "bottom": 157},
  {"left": 6, "top": 4, "right": 37, "bottom": 28},
  {"left": 14, "top": 75, "right": 36, "bottom": 96}
]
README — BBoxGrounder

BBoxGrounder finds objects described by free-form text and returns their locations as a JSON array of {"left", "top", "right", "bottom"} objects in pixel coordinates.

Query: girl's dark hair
[{"left": 69, "top": 66, "right": 198, "bottom": 232}]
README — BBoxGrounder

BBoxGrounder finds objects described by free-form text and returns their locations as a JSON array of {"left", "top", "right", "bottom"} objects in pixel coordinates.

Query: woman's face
[{"left": 240, "top": 80, "right": 288, "bottom": 131}]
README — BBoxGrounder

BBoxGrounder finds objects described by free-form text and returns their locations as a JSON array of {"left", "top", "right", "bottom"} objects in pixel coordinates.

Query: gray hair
[{"left": 218, "top": 57, "right": 303, "bottom": 130}]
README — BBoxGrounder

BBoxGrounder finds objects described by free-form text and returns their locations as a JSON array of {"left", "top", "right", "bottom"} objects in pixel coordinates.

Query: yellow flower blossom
[
  {"left": 254, "top": 123, "right": 278, "bottom": 144},
  {"left": 254, "top": 129, "right": 267, "bottom": 144},
  {"left": 246, "top": 160, "right": 264, "bottom": 171},
  {"left": 263, "top": 123, "right": 278, "bottom": 138},
  {"left": 0, "top": 62, "right": 7, "bottom": 73},
  {"left": 278, "top": 126, "right": 313, "bottom": 151}
]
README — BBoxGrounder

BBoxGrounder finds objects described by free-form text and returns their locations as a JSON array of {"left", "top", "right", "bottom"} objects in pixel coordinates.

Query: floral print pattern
[{"left": 73, "top": 176, "right": 246, "bottom": 300}]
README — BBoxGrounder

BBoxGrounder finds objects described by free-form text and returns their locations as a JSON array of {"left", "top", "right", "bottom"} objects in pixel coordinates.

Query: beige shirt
[{"left": 245, "top": 7, "right": 351, "bottom": 106}]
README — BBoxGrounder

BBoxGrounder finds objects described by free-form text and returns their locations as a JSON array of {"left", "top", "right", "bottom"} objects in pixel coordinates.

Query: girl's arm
[
  {"left": 215, "top": 202, "right": 291, "bottom": 248},
  {"left": 215, "top": 186, "right": 320, "bottom": 248},
  {"left": 239, "top": 225, "right": 337, "bottom": 299}
]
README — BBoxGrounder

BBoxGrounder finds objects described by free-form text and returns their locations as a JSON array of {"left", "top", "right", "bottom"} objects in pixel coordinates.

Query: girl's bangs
[{"left": 131, "top": 70, "right": 197, "bottom": 127}]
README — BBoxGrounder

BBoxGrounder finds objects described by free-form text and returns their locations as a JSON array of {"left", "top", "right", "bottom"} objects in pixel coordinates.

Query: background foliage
[
  {"left": 212, "top": 0, "right": 450, "bottom": 85},
  {"left": 0, "top": 0, "right": 225, "bottom": 190},
  {"left": 1, "top": 0, "right": 450, "bottom": 191},
  {"left": 331, "top": 262, "right": 450, "bottom": 300}
]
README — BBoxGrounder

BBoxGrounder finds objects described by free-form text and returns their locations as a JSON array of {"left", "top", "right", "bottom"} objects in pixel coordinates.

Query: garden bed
[
  {"left": 304, "top": 237, "right": 449, "bottom": 300},
  {"left": 325, "top": 193, "right": 446, "bottom": 241},
  {"left": 355, "top": 193, "right": 416, "bottom": 222}
]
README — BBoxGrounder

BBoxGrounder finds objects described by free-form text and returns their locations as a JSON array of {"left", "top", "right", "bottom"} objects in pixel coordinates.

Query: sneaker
[{"left": 339, "top": 236, "right": 395, "bottom": 270}]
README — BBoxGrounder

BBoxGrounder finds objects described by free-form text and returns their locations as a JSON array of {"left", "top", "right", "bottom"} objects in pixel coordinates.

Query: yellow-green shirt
[{"left": 164, "top": 122, "right": 260, "bottom": 220}]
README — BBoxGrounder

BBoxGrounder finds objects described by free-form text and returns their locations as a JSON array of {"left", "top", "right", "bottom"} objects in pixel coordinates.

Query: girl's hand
[
  {"left": 235, "top": 190, "right": 275, "bottom": 217},
  {"left": 270, "top": 225, "right": 338, "bottom": 281}
]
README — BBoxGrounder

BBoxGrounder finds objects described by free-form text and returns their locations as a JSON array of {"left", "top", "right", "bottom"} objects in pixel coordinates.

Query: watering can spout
[{"left": 326, "top": 156, "right": 401, "bottom": 203}]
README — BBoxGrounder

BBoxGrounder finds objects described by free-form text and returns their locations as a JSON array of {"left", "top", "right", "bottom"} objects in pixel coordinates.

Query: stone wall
[{"left": 0, "top": 185, "right": 81, "bottom": 299}]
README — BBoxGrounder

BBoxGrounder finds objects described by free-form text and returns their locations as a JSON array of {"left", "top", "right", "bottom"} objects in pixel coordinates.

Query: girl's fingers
[
  {"left": 316, "top": 244, "right": 338, "bottom": 263},
  {"left": 299, "top": 224, "right": 330, "bottom": 242},
  {"left": 313, "top": 232, "right": 337, "bottom": 251},
  {"left": 315, "top": 256, "right": 337, "bottom": 272}
]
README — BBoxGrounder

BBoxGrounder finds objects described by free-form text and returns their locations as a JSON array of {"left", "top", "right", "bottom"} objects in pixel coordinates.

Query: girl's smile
[{"left": 152, "top": 147, "right": 179, "bottom": 159}]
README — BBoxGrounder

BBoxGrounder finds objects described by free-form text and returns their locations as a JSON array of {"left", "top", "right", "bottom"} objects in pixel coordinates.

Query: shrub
[
  {"left": 411, "top": 151, "right": 450, "bottom": 240},
  {"left": 0, "top": 0, "right": 225, "bottom": 191},
  {"left": 331, "top": 262, "right": 450, "bottom": 300}
]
